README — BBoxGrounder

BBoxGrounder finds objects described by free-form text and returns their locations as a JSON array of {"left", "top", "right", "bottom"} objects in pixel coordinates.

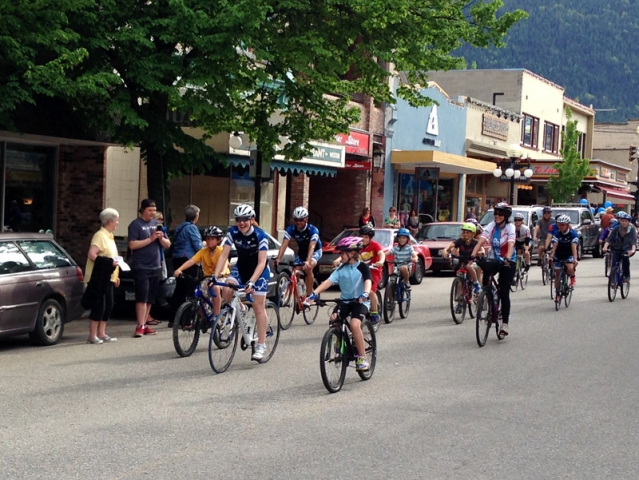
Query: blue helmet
[
  {"left": 616, "top": 211, "right": 632, "bottom": 220},
  {"left": 396, "top": 227, "right": 410, "bottom": 238},
  {"left": 610, "top": 218, "right": 619, "bottom": 227}
]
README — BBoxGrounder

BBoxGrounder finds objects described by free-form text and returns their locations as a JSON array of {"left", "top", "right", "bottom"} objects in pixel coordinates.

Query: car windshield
[
  {"left": 551, "top": 209, "right": 580, "bottom": 224},
  {"left": 329, "top": 229, "right": 392, "bottom": 248},
  {"left": 480, "top": 209, "right": 529, "bottom": 225},
  {"left": 418, "top": 224, "right": 461, "bottom": 241}
]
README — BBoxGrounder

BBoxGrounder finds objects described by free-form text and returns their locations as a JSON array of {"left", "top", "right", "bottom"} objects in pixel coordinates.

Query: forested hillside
[{"left": 456, "top": 1, "right": 639, "bottom": 123}]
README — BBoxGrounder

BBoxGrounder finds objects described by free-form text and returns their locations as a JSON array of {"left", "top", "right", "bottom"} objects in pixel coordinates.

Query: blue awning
[
  {"left": 270, "top": 160, "right": 337, "bottom": 177},
  {"left": 225, "top": 154, "right": 250, "bottom": 168}
]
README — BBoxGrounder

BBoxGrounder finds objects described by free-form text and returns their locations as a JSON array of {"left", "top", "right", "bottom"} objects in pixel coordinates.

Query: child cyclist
[
  {"left": 389, "top": 228, "right": 417, "bottom": 289},
  {"left": 306, "top": 237, "right": 372, "bottom": 372},
  {"left": 442, "top": 222, "right": 482, "bottom": 294},
  {"left": 173, "top": 226, "right": 230, "bottom": 321}
]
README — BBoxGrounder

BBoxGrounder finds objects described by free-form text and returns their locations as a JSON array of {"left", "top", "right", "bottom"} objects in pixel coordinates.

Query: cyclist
[
  {"left": 306, "top": 236, "right": 372, "bottom": 372},
  {"left": 213, "top": 205, "right": 271, "bottom": 362},
  {"left": 533, "top": 206, "right": 555, "bottom": 265},
  {"left": 549, "top": 214, "right": 579, "bottom": 301},
  {"left": 389, "top": 227, "right": 417, "bottom": 290},
  {"left": 442, "top": 222, "right": 482, "bottom": 294},
  {"left": 513, "top": 212, "right": 532, "bottom": 272},
  {"left": 333, "top": 225, "right": 385, "bottom": 326},
  {"left": 599, "top": 218, "right": 619, "bottom": 245},
  {"left": 173, "top": 226, "right": 230, "bottom": 322},
  {"left": 471, "top": 202, "right": 516, "bottom": 337},
  {"left": 275, "top": 206, "right": 322, "bottom": 297},
  {"left": 603, "top": 212, "right": 637, "bottom": 283}
]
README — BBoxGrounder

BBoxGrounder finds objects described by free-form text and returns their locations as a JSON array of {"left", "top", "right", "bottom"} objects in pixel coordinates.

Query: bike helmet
[
  {"left": 465, "top": 218, "right": 479, "bottom": 225},
  {"left": 493, "top": 202, "right": 512, "bottom": 219},
  {"left": 513, "top": 212, "right": 525, "bottom": 221},
  {"left": 234, "top": 204, "right": 255, "bottom": 218},
  {"left": 461, "top": 222, "right": 476, "bottom": 234},
  {"left": 616, "top": 211, "right": 632, "bottom": 220},
  {"left": 396, "top": 227, "right": 410, "bottom": 237},
  {"left": 556, "top": 214, "right": 571, "bottom": 224},
  {"left": 336, "top": 236, "right": 363, "bottom": 251},
  {"left": 359, "top": 225, "right": 375, "bottom": 237},
  {"left": 292, "top": 206, "right": 309, "bottom": 219},
  {"left": 610, "top": 218, "right": 619, "bottom": 228},
  {"left": 543, "top": 206, "right": 552, "bottom": 214},
  {"left": 204, "top": 226, "right": 224, "bottom": 238}
]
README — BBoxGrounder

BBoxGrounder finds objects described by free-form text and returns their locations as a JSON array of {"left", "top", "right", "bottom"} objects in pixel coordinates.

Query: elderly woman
[{"left": 84, "top": 208, "right": 120, "bottom": 344}]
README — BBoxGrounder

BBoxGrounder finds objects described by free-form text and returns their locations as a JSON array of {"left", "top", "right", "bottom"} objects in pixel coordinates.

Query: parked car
[
  {"left": 0, "top": 233, "right": 85, "bottom": 346},
  {"left": 114, "top": 229, "right": 294, "bottom": 313},
  {"left": 315, "top": 228, "right": 432, "bottom": 288},
  {"left": 417, "top": 222, "right": 465, "bottom": 272}
]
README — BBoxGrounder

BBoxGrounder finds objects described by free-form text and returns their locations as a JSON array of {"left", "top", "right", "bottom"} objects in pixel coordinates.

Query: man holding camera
[{"left": 128, "top": 198, "right": 171, "bottom": 337}]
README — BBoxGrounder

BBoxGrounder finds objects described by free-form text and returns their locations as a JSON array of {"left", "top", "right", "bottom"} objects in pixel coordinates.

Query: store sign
[
  {"left": 272, "top": 141, "right": 346, "bottom": 168},
  {"left": 415, "top": 167, "right": 440, "bottom": 181},
  {"left": 482, "top": 114, "right": 509, "bottom": 141},
  {"left": 334, "top": 131, "right": 370, "bottom": 157},
  {"left": 345, "top": 160, "right": 370, "bottom": 170},
  {"left": 534, "top": 165, "right": 559, "bottom": 175},
  {"left": 426, "top": 105, "right": 439, "bottom": 135}
]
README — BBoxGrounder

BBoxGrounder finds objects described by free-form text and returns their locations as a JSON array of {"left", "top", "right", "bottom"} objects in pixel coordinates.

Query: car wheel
[
  {"left": 29, "top": 299, "right": 65, "bottom": 346},
  {"left": 593, "top": 241, "right": 601, "bottom": 258},
  {"left": 410, "top": 258, "right": 424, "bottom": 285},
  {"left": 577, "top": 239, "right": 584, "bottom": 261},
  {"left": 378, "top": 263, "right": 389, "bottom": 289}
]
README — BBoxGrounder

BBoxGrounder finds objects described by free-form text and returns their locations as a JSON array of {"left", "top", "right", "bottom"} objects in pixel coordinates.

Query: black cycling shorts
[{"left": 335, "top": 302, "right": 369, "bottom": 323}]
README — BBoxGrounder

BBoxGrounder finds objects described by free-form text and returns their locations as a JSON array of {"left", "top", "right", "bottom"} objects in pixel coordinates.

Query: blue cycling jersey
[
  {"left": 224, "top": 226, "right": 270, "bottom": 282},
  {"left": 284, "top": 223, "right": 322, "bottom": 260},
  {"left": 551, "top": 227, "right": 579, "bottom": 259},
  {"left": 328, "top": 261, "right": 372, "bottom": 308}
]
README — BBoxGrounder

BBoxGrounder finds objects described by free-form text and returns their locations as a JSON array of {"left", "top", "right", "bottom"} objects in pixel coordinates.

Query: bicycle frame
[{"left": 212, "top": 281, "right": 259, "bottom": 348}]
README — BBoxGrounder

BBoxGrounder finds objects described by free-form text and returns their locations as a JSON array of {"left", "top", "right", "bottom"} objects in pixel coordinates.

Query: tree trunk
[{"left": 144, "top": 147, "right": 172, "bottom": 227}]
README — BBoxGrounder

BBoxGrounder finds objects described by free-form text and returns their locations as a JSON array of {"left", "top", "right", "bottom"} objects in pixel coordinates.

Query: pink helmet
[{"left": 336, "top": 236, "right": 363, "bottom": 252}]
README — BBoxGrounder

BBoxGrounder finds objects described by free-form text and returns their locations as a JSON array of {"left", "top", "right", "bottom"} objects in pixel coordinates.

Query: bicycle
[
  {"left": 603, "top": 250, "right": 611, "bottom": 278},
  {"left": 448, "top": 255, "right": 478, "bottom": 325},
  {"left": 475, "top": 258, "right": 506, "bottom": 347},
  {"left": 172, "top": 274, "right": 231, "bottom": 357},
  {"left": 208, "top": 281, "right": 281, "bottom": 374},
  {"left": 315, "top": 298, "right": 377, "bottom": 393},
  {"left": 553, "top": 261, "right": 573, "bottom": 310},
  {"left": 383, "top": 261, "right": 412, "bottom": 324},
  {"left": 540, "top": 250, "right": 553, "bottom": 288},
  {"left": 607, "top": 253, "right": 630, "bottom": 302},
  {"left": 276, "top": 263, "right": 319, "bottom": 330},
  {"left": 510, "top": 249, "right": 528, "bottom": 292}
]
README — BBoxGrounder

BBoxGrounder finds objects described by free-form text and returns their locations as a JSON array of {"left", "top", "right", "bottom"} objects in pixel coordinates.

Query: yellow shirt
[
  {"left": 191, "top": 245, "right": 229, "bottom": 277},
  {"left": 84, "top": 227, "right": 120, "bottom": 284}
]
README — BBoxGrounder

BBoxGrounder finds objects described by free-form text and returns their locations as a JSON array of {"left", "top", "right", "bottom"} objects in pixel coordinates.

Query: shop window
[
  {"left": 521, "top": 113, "right": 539, "bottom": 148},
  {"left": 543, "top": 121, "right": 559, "bottom": 153}
]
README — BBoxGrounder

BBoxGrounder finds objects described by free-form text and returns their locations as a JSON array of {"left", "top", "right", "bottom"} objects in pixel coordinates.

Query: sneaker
[
  {"left": 555, "top": 293, "right": 561, "bottom": 303},
  {"left": 473, "top": 282, "right": 481, "bottom": 294},
  {"left": 98, "top": 335, "right": 117, "bottom": 342},
  {"left": 370, "top": 313, "right": 380, "bottom": 325},
  {"left": 134, "top": 325, "right": 145, "bottom": 337},
  {"left": 252, "top": 343, "right": 267, "bottom": 361},
  {"left": 87, "top": 336, "right": 103, "bottom": 344},
  {"left": 499, "top": 324, "right": 509, "bottom": 336},
  {"left": 404, "top": 282, "right": 411, "bottom": 291},
  {"left": 525, "top": 264, "right": 530, "bottom": 272},
  {"left": 356, "top": 356, "right": 370, "bottom": 372},
  {"left": 454, "top": 304, "right": 463, "bottom": 314},
  {"left": 143, "top": 325, "right": 157, "bottom": 335},
  {"left": 570, "top": 277, "right": 576, "bottom": 288}
]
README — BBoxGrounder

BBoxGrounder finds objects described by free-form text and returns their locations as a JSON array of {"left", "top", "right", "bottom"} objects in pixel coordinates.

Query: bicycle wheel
[
  {"left": 319, "top": 327, "right": 348, "bottom": 393},
  {"left": 278, "top": 275, "right": 295, "bottom": 331},
  {"left": 475, "top": 291, "right": 491, "bottom": 347},
  {"left": 302, "top": 280, "right": 320, "bottom": 325},
  {"left": 564, "top": 281, "right": 573, "bottom": 307},
  {"left": 520, "top": 266, "right": 528, "bottom": 290},
  {"left": 621, "top": 276, "right": 630, "bottom": 299},
  {"left": 208, "top": 311, "right": 239, "bottom": 373},
  {"left": 260, "top": 302, "right": 281, "bottom": 363},
  {"left": 383, "top": 279, "right": 396, "bottom": 324},
  {"left": 604, "top": 254, "right": 610, "bottom": 278},
  {"left": 172, "top": 300, "right": 201, "bottom": 357},
  {"left": 358, "top": 320, "right": 377, "bottom": 381},
  {"left": 449, "top": 277, "right": 466, "bottom": 324},
  {"left": 541, "top": 258, "right": 548, "bottom": 285},
  {"left": 510, "top": 262, "right": 519, "bottom": 292},
  {"left": 608, "top": 267, "right": 618, "bottom": 302},
  {"left": 549, "top": 268, "right": 555, "bottom": 300},
  {"left": 467, "top": 281, "right": 477, "bottom": 319},
  {"left": 372, "top": 290, "right": 382, "bottom": 332},
  {"left": 398, "top": 283, "right": 411, "bottom": 319}
]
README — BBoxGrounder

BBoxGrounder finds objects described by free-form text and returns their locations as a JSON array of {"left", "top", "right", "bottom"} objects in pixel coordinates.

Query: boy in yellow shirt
[{"left": 173, "top": 226, "right": 229, "bottom": 318}]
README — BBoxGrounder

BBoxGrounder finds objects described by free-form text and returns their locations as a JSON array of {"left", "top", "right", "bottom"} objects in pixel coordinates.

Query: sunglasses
[
  {"left": 235, "top": 216, "right": 251, "bottom": 223},
  {"left": 294, "top": 218, "right": 307, "bottom": 223},
  {"left": 514, "top": 219, "right": 523, "bottom": 222},
  {"left": 389, "top": 209, "right": 396, "bottom": 212},
  {"left": 494, "top": 212, "right": 505, "bottom": 217}
]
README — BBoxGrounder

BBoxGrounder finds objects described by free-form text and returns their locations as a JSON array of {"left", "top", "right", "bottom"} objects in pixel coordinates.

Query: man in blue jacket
[{"left": 171, "top": 205, "right": 203, "bottom": 312}]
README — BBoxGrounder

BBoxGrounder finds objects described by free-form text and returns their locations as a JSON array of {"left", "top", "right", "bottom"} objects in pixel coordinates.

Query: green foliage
[
  {"left": 456, "top": 0, "right": 639, "bottom": 123},
  {"left": 1, "top": 0, "right": 526, "bottom": 214},
  {"left": 547, "top": 109, "right": 592, "bottom": 204}
]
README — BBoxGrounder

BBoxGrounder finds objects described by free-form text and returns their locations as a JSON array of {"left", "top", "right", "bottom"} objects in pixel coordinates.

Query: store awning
[
  {"left": 270, "top": 160, "right": 337, "bottom": 177},
  {"left": 391, "top": 150, "right": 496, "bottom": 175},
  {"left": 596, "top": 185, "right": 635, "bottom": 204}
]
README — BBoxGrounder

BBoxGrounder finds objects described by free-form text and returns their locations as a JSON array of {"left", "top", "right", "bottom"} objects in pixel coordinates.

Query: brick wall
[
  {"left": 290, "top": 173, "right": 309, "bottom": 209},
  {"left": 56, "top": 145, "right": 106, "bottom": 270}
]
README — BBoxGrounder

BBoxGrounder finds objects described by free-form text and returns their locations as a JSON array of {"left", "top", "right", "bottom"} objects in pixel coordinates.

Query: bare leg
[
  {"left": 135, "top": 302, "right": 147, "bottom": 327},
  {"left": 351, "top": 318, "right": 366, "bottom": 357},
  {"left": 89, "top": 320, "right": 99, "bottom": 338},
  {"left": 253, "top": 295, "right": 267, "bottom": 344}
]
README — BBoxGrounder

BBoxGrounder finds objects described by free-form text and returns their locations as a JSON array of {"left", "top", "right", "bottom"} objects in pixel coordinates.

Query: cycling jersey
[
  {"left": 515, "top": 225, "right": 531, "bottom": 244},
  {"left": 224, "top": 226, "right": 270, "bottom": 284},
  {"left": 551, "top": 227, "right": 579, "bottom": 260},
  {"left": 481, "top": 221, "right": 516, "bottom": 261},
  {"left": 452, "top": 238, "right": 477, "bottom": 260},
  {"left": 284, "top": 223, "right": 322, "bottom": 260},
  {"left": 328, "top": 261, "right": 372, "bottom": 308}
]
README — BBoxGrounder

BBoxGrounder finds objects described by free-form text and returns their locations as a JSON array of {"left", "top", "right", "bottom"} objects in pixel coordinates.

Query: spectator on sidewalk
[
  {"left": 359, "top": 207, "right": 376, "bottom": 228},
  {"left": 171, "top": 205, "right": 202, "bottom": 309}
]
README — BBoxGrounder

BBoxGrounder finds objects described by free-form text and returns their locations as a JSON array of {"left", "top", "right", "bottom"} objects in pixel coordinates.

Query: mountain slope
[{"left": 456, "top": 1, "right": 639, "bottom": 122}]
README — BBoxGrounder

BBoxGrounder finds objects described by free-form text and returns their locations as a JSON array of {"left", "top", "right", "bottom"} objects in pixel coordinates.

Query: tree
[
  {"left": 2, "top": 0, "right": 527, "bottom": 217},
  {"left": 547, "top": 108, "right": 592, "bottom": 204}
]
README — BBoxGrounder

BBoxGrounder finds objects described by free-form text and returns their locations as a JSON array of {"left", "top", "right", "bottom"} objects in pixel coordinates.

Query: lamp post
[{"left": 492, "top": 143, "right": 534, "bottom": 205}]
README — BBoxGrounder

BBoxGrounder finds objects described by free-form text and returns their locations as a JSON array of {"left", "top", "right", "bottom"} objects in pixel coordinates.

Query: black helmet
[
  {"left": 359, "top": 225, "right": 375, "bottom": 237},
  {"left": 543, "top": 206, "right": 552, "bottom": 214},
  {"left": 494, "top": 202, "right": 512, "bottom": 220},
  {"left": 204, "top": 226, "right": 224, "bottom": 238}
]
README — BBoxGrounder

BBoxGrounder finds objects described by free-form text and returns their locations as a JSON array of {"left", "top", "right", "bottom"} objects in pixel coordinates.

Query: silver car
[{"left": 0, "top": 233, "right": 85, "bottom": 346}]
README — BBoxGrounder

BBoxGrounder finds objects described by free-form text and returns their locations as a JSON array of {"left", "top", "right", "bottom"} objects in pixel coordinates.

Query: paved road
[{"left": 2, "top": 257, "right": 639, "bottom": 479}]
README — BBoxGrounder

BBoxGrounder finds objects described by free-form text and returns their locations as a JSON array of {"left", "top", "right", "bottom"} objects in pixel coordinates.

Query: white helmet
[
  {"left": 556, "top": 214, "right": 571, "bottom": 224},
  {"left": 292, "top": 206, "right": 309, "bottom": 219},
  {"left": 234, "top": 204, "right": 255, "bottom": 218}
]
